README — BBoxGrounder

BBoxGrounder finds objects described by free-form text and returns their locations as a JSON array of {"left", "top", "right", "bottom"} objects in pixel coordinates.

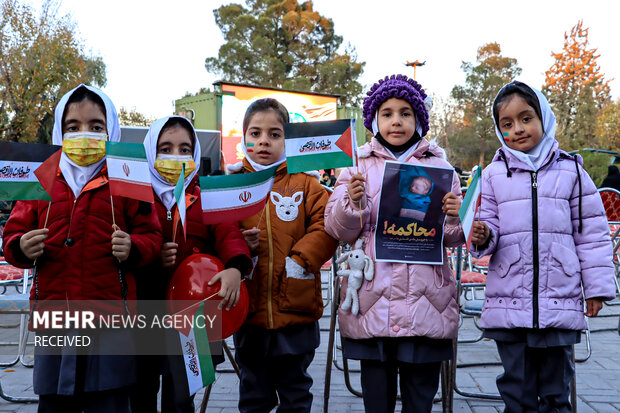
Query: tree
[
  {"left": 205, "top": 0, "right": 365, "bottom": 105},
  {"left": 0, "top": 0, "right": 106, "bottom": 143},
  {"left": 543, "top": 20, "right": 611, "bottom": 151},
  {"left": 578, "top": 150, "right": 612, "bottom": 187},
  {"left": 596, "top": 100, "right": 620, "bottom": 151},
  {"left": 428, "top": 96, "right": 463, "bottom": 164},
  {"left": 118, "top": 107, "right": 155, "bottom": 127},
  {"left": 450, "top": 43, "right": 521, "bottom": 168}
]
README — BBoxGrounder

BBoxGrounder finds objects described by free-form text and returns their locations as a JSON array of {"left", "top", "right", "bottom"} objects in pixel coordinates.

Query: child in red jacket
[
  {"left": 2, "top": 84, "right": 163, "bottom": 412},
  {"left": 129, "top": 116, "right": 252, "bottom": 413}
]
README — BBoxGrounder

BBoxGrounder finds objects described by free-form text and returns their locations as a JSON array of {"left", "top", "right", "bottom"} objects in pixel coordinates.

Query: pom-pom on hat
[{"left": 363, "top": 74, "right": 431, "bottom": 137}]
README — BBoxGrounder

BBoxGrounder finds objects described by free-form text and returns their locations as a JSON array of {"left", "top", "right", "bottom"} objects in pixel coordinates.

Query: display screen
[{"left": 220, "top": 83, "right": 338, "bottom": 165}]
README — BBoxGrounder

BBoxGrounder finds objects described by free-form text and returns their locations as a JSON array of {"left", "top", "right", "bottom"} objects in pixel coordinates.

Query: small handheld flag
[
  {"left": 106, "top": 142, "right": 154, "bottom": 203},
  {"left": 199, "top": 166, "right": 277, "bottom": 224},
  {"left": 173, "top": 162, "right": 187, "bottom": 240},
  {"left": 284, "top": 119, "right": 357, "bottom": 174},
  {"left": 0, "top": 142, "right": 61, "bottom": 201},
  {"left": 177, "top": 301, "right": 215, "bottom": 396},
  {"left": 458, "top": 166, "right": 482, "bottom": 250}
]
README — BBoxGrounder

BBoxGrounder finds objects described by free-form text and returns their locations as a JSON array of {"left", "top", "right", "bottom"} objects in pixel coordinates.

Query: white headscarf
[
  {"left": 52, "top": 84, "right": 120, "bottom": 197},
  {"left": 241, "top": 135, "right": 286, "bottom": 172},
  {"left": 493, "top": 82, "right": 557, "bottom": 171},
  {"left": 144, "top": 116, "right": 201, "bottom": 210}
]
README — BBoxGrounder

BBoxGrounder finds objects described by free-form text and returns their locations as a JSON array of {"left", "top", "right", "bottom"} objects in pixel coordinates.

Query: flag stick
[
  {"left": 172, "top": 216, "right": 179, "bottom": 243},
  {"left": 256, "top": 203, "right": 266, "bottom": 228},
  {"left": 32, "top": 201, "right": 53, "bottom": 269},
  {"left": 356, "top": 152, "right": 363, "bottom": 229},
  {"left": 110, "top": 195, "right": 117, "bottom": 229},
  {"left": 42, "top": 201, "right": 52, "bottom": 229}
]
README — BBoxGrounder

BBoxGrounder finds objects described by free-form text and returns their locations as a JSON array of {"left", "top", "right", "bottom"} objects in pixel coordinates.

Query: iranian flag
[
  {"left": 0, "top": 142, "right": 61, "bottom": 201},
  {"left": 284, "top": 119, "right": 357, "bottom": 174},
  {"left": 176, "top": 301, "right": 216, "bottom": 396},
  {"left": 458, "top": 166, "right": 482, "bottom": 250},
  {"left": 199, "top": 166, "right": 277, "bottom": 224},
  {"left": 106, "top": 142, "right": 154, "bottom": 203}
]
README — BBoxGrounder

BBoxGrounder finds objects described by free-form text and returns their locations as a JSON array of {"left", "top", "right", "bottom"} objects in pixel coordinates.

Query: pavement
[{"left": 0, "top": 274, "right": 618, "bottom": 413}]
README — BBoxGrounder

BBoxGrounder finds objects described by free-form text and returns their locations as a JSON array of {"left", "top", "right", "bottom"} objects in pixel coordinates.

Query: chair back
[{"left": 599, "top": 187, "right": 620, "bottom": 222}]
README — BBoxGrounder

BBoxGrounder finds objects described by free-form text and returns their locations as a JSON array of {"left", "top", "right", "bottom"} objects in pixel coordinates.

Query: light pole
[{"left": 405, "top": 60, "right": 426, "bottom": 80}]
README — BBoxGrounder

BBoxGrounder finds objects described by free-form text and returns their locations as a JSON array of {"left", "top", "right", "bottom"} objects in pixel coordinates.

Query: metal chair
[{"left": 0, "top": 266, "right": 37, "bottom": 403}]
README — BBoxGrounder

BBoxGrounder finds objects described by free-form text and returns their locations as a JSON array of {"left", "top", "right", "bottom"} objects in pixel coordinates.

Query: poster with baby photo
[{"left": 374, "top": 161, "right": 454, "bottom": 264}]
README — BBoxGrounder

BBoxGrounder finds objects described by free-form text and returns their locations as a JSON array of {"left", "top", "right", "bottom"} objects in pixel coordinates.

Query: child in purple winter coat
[
  {"left": 471, "top": 81, "right": 616, "bottom": 413},
  {"left": 325, "top": 75, "right": 464, "bottom": 413}
]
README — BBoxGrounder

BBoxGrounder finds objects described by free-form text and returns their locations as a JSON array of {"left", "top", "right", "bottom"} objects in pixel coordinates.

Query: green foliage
[
  {"left": 578, "top": 151, "right": 612, "bottom": 187},
  {"left": 0, "top": 0, "right": 106, "bottom": 143},
  {"left": 449, "top": 43, "right": 521, "bottom": 168},
  {"left": 596, "top": 99, "right": 620, "bottom": 151},
  {"left": 118, "top": 107, "right": 155, "bottom": 127},
  {"left": 182, "top": 87, "right": 212, "bottom": 98},
  {"left": 205, "top": 0, "right": 364, "bottom": 105}
]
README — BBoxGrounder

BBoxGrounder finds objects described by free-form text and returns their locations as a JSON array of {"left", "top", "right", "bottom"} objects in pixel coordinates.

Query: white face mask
[{"left": 62, "top": 131, "right": 108, "bottom": 141}]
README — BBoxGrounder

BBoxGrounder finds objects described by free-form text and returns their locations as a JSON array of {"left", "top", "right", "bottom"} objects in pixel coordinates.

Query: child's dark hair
[
  {"left": 493, "top": 81, "right": 543, "bottom": 130},
  {"left": 62, "top": 86, "right": 107, "bottom": 124},
  {"left": 242, "top": 98, "right": 289, "bottom": 136},
  {"left": 159, "top": 117, "right": 195, "bottom": 141}
]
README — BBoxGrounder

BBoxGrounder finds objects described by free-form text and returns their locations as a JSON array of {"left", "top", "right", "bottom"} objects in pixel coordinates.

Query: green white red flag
[
  {"left": 458, "top": 166, "right": 482, "bottom": 250},
  {"left": 0, "top": 141, "right": 60, "bottom": 201},
  {"left": 199, "top": 166, "right": 278, "bottom": 224},
  {"left": 177, "top": 301, "right": 216, "bottom": 396},
  {"left": 284, "top": 119, "right": 357, "bottom": 173},
  {"left": 105, "top": 142, "right": 154, "bottom": 203}
]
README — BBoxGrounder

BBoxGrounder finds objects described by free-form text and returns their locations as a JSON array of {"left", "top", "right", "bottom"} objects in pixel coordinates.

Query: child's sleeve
[
  {"left": 570, "top": 163, "right": 616, "bottom": 301},
  {"left": 122, "top": 200, "right": 163, "bottom": 268},
  {"left": 289, "top": 177, "right": 339, "bottom": 275},
  {"left": 211, "top": 222, "right": 253, "bottom": 276},
  {"left": 471, "top": 169, "right": 500, "bottom": 258},
  {"left": 443, "top": 170, "right": 465, "bottom": 248},
  {"left": 2, "top": 201, "right": 39, "bottom": 268},
  {"left": 324, "top": 167, "right": 372, "bottom": 245}
]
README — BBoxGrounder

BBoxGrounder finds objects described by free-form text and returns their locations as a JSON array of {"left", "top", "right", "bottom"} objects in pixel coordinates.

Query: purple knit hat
[{"left": 363, "top": 74, "right": 430, "bottom": 137}]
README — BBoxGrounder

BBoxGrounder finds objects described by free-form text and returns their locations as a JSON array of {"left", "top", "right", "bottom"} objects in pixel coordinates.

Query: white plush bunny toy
[{"left": 336, "top": 239, "right": 374, "bottom": 315}]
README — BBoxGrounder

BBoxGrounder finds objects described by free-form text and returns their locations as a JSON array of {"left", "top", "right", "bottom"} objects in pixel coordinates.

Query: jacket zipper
[
  {"left": 167, "top": 210, "right": 172, "bottom": 221},
  {"left": 531, "top": 171, "right": 539, "bottom": 329},
  {"left": 265, "top": 205, "right": 274, "bottom": 329}
]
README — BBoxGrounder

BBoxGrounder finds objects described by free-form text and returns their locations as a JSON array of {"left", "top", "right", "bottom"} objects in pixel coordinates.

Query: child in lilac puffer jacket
[{"left": 471, "top": 81, "right": 616, "bottom": 413}]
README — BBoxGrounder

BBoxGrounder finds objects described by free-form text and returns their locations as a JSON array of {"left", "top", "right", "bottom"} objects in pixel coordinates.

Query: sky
[{"left": 39, "top": 0, "right": 620, "bottom": 119}]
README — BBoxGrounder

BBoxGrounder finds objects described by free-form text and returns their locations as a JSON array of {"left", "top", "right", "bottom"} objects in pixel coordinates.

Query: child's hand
[
  {"left": 19, "top": 228, "right": 49, "bottom": 260},
  {"left": 111, "top": 227, "right": 132, "bottom": 262},
  {"left": 161, "top": 242, "right": 178, "bottom": 268},
  {"left": 242, "top": 228, "right": 260, "bottom": 251},
  {"left": 208, "top": 268, "right": 242, "bottom": 311},
  {"left": 347, "top": 173, "right": 365, "bottom": 202},
  {"left": 585, "top": 298, "right": 603, "bottom": 317},
  {"left": 442, "top": 193, "right": 462, "bottom": 217},
  {"left": 471, "top": 222, "right": 490, "bottom": 246}
]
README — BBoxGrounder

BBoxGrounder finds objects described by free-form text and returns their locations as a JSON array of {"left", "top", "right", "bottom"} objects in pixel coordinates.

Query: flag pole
[
  {"left": 42, "top": 201, "right": 52, "bottom": 229},
  {"left": 256, "top": 203, "right": 266, "bottom": 228},
  {"left": 110, "top": 195, "right": 118, "bottom": 229},
  {"left": 172, "top": 211, "right": 179, "bottom": 245},
  {"left": 355, "top": 148, "right": 363, "bottom": 229}
]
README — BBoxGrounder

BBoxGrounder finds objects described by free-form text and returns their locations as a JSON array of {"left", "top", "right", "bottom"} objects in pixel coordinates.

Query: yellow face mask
[
  {"left": 154, "top": 155, "right": 196, "bottom": 185},
  {"left": 62, "top": 132, "right": 107, "bottom": 166}
]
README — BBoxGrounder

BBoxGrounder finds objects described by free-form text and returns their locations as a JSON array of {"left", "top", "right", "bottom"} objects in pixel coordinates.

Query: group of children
[{"left": 1, "top": 75, "right": 616, "bottom": 413}]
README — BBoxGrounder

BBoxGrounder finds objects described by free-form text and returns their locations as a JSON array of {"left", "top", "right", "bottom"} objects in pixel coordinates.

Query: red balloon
[{"left": 167, "top": 254, "right": 249, "bottom": 341}]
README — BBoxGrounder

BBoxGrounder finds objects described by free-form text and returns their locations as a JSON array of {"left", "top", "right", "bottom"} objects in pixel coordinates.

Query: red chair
[{"left": 599, "top": 187, "right": 620, "bottom": 222}]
